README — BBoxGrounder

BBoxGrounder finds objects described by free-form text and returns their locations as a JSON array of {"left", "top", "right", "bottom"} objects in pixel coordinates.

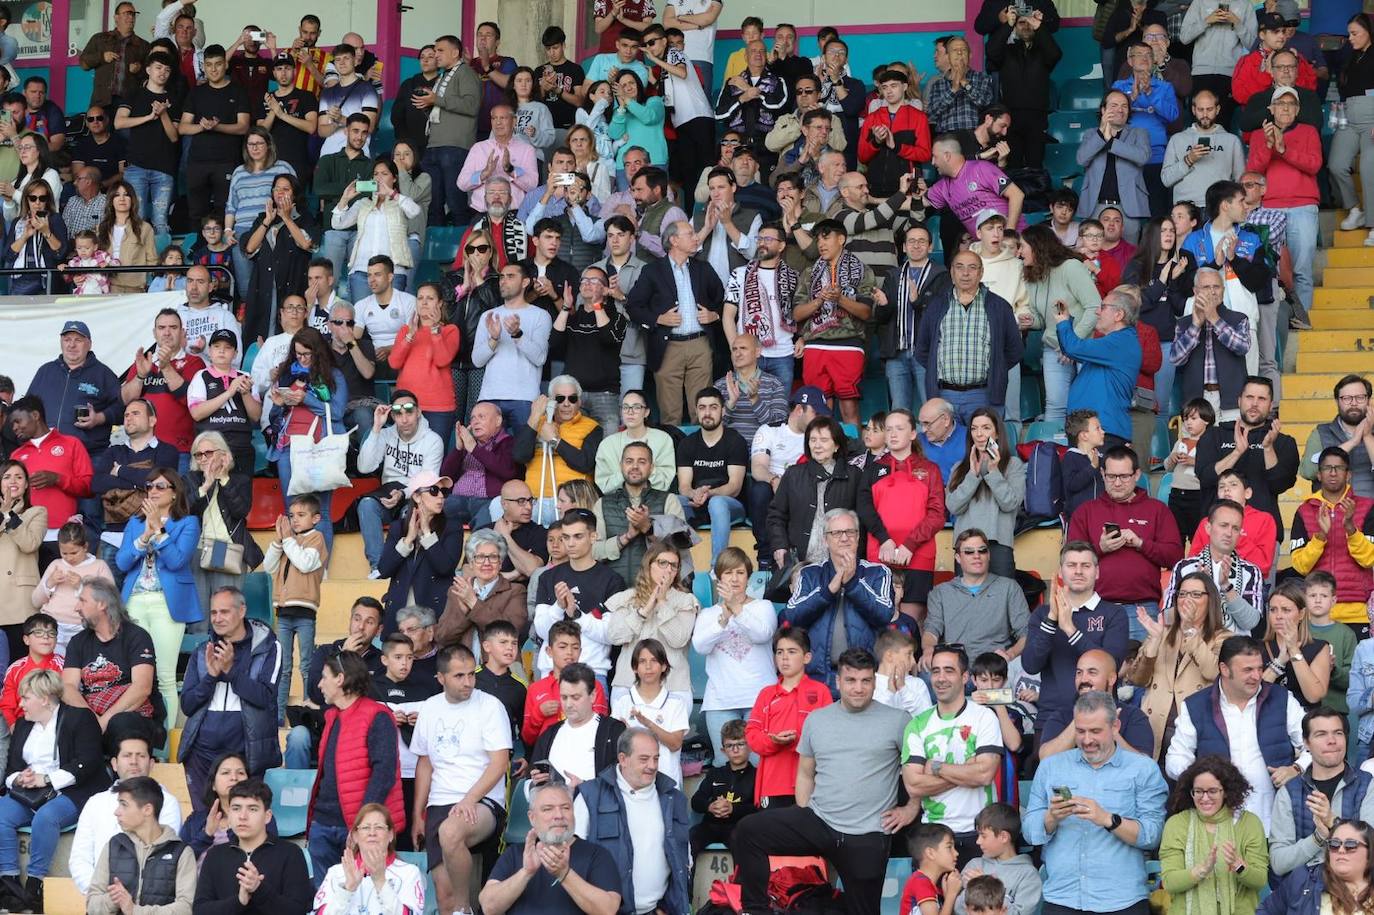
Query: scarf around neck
[
  {"left": 807, "top": 251, "right": 865, "bottom": 336},
  {"left": 1182, "top": 807, "right": 1240, "bottom": 915},
  {"left": 741, "top": 259, "right": 798, "bottom": 346}
]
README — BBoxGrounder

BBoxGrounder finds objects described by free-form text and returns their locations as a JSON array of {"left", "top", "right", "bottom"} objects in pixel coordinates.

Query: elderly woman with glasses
[
  {"left": 1160, "top": 755, "right": 1268, "bottom": 915},
  {"left": 312, "top": 803, "right": 424, "bottom": 914},
  {"left": 1, "top": 172, "right": 67, "bottom": 294},
  {"left": 379, "top": 470, "right": 464, "bottom": 635},
  {"left": 515, "top": 375, "right": 605, "bottom": 526},
  {"left": 185, "top": 431, "right": 263, "bottom": 612},
  {"left": 436, "top": 529, "right": 528, "bottom": 652},
  {"left": 1126, "top": 571, "right": 1233, "bottom": 761},
  {"left": 115, "top": 468, "right": 202, "bottom": 731},
  {"left": 1263, "top": 818, "right": 1374, "bottom": 915}
]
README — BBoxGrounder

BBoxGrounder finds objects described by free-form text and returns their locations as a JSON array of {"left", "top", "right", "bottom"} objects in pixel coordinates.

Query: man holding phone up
[{"left": 1161, "top": 88, "right": 1246, "bottom": 207}]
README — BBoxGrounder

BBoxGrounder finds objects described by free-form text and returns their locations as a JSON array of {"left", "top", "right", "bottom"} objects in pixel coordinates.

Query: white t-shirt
[
  {"left": 178, "top": 303, "right": 243, "bottom": 367},
  {"left": 901, "top": 700, "right": 1003, "bottom": 833},
  {"left": 690, "top": 598, "right": 778, "bottom": 711},
  {"left": 725, "top": 265, "right": 794, "bottom": 360},
  {"left": 354, "top": 290, "right": 418, "bottom": 348},
  {"left": 409, "top": 690, "right": 512, "bottom": 807},
  {"left": 668, "top": 0, "right": 720, "bottom": 64},
  {"left": 611, "top": 686, "right": 690, "bottom": 788},
  {"left": 663, "top": 46, "right": 713, "bottom": 126},
  {"left": 547, "top": 714, "right": 602, "bottom": 785},
  {"left": 751, "top": 421, "right": 805, "bottom": 478}
]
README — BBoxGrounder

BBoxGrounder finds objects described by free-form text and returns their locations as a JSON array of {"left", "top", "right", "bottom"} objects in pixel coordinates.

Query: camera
[{"left": 249, "top": 31, "right": 266, "bottom": 42}]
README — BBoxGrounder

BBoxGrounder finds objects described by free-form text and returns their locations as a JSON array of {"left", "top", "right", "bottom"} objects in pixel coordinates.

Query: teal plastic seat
[
  {"left": 504, "top": 785, "right": 530, "bottom": 845},
  {"left": 262, "top": 767, "right": 317, "bottom": 838},
  {"left": 1024, "top": 420, "right": 1066, "bottom": 444},
  {"left": 153, "top": 232, "right": 173, "bottom": 255},
  {"left": 423, "top": 226, "right": 466, "bottom": 264},
  {"left": 1154, "top": 471, "right": 1174, "bottom": 505},
  {"left": 243, "top": 571, "right": 273, "bottom": 625},
  {"left": 880, "top": 857, "right": 914, "bottom": 915},
  {"left": 396, "top": 851, "right": 439, "bottom": 914}
]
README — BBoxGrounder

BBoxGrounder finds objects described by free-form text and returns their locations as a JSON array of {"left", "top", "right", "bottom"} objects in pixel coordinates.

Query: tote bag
[{"left": 287, "top": 403, "right": 352, "bottom": 496}]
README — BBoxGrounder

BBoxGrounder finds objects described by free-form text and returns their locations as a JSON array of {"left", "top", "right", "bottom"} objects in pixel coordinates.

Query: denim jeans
[
  {"left": 1285, "top": 204, "right": 1319, "bottom": 315},
  {"left": 885, "top": 352, "right": 925, "bottom": 412},
  {"left": 941, "top": 387, "right": 997, "bottom": 425},
  {"left": 703, "top": 708, "right": 751, "bottom": 766},
  {"left": 621, "top": 364, "right": 645, "bottom": 400},
  {"left": 1126, "top": 599, "right": 1161, "bottom": 642},
  {"left": 277, "top": 615, "right": 317, "bottom": 720},
  {"left": 229, "top": 242, "right": 254, "bottom": 305},
  {"left": 321, "top": 229, "right": 357, "bottom": 296},
  {"left": 759, "top": 355, "right": 795, "bottom": 394},
  {"left": 358, "top": 493, "right": 403, "bottom": 570},
  {"left": 582, "top": 391, "right": 621, "bottom": 432},
  {"left": 98, "top": 540, "right": 127, "bottom": 592},
  {"left": 745, "top": 479, "right": 775, "bottom": 564},
  {"left": 492, "top": 399, "right": 533, "bottom": 435},
  {"left": 0, "top": 793, "right": 78, "bottom": 877},
  {"left": 1041, "top": 350, "right": 1076, "bottom": 425},
  {"left": 348, "top": 270, "right": 371, "bottom": 306},
  {"left": 445, "top": 494, "right": 495, "bottom": 529},
  {"left": 421, "top": 144, "right": 471, "bottom": 226},
  {"left": 308, "top": 821, "right": 350, "bottom": 890},
  {"left": 679, "top": 494, "right": 744, "bottom": 566},
  {"left": 284, "top": 724, "right": 314, "bottom": 769},
  {"left": 125, "top": 165, "right": 175, "bottom": 236},
  {"left": 276, "top": 453, "right": 335, "bottom": 557},
  {"left": 425, "top": 410, "right": 456, "bottom": 450}
]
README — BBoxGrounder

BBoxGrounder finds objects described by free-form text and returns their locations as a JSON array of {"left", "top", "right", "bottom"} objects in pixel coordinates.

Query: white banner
[{"left": 0, "top": 292, "right": 185, "bottom": 393}]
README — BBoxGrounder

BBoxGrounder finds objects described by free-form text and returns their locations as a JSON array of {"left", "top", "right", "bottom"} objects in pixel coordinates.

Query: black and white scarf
[
  {"left": 741, "top": 260, "right": 798, "bottom": 347},
  {"left": 896, "top": 260, "right": 932, "bottom": 353},
  {"left": 806, "top": 251, "right": 865, "bottom": 335}
]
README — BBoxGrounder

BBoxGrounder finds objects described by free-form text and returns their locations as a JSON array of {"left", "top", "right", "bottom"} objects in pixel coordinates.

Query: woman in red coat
[{"left": 856, "top": 407, "right": 947, "bottom": 623}]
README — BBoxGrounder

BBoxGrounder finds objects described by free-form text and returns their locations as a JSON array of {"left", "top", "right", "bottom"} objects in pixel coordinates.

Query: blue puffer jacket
[
  {"left": 116, "top": 514, "right": 203, "bottom": 623},
  {"left": 178, "top": 619, "right": 282, "bottom": 776},
  {"left": 1259, "top": 864, "right": 1323, "bottom": 915},
  {"left": 577, "top": 767, "right": 692, "bottom": 915}
]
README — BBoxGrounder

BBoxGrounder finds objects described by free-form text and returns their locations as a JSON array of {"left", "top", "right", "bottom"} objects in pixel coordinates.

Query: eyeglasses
[
  {"left": 330, "top": 318, "right": 355, "bottom": 327},
  {"left": 825, "top": 528, "right": 859, "bottom": 539},
  {"left": 580, "top": 277, "right": 605, "bottom": 285},
  {"left": 280, "top": 303, "right": 307, "bottom": 312},
  {"left": 721, "top": 139, "right": 740, "bottom": 146},
  {"left": 415, "top": 484, "right": 449, "bottom": 497},
  {"left": 390, "top": 403, "right": 418, "bottom": 414},
  {"left": 652, "top": 557, "right": 680, "bottom": 569},
  {"left": 1104, "top": 473, "right": 1135, "bottom": 482},
  {"left": 355, "top": 823, "right": 390, "bottom": 833},
  {"left": 25, "top": 629, "right": 56, "bottom": 639},
  {"left": 554, "top": 394, "right": 579, "bottom": 404},
  {"left": 1079, "top": 231, "right": 1104, "bottom": 240},
  {"left": 959, "top": 546, "right": 990, "bottom": 556},
  {"left": 1177, "top": 589, "right": 1209, "bottom": 600},
  {"left": 192, "top": 450, "right": 219, "bottom": 459},
  {"left": 1241, "top": 181, "right": 1265, "bottom": 189},
  {"left": 293, "top": 349, "right": 312, "bottom": 358},
  {"left": 1330, "top": 839, "right": 1370, "bottom": 853},
  {"left": 465, "top": 243, "right": 492, "bottom": 254},
  {"left": 1319, "top": 464, "right": 1349, "bottom": 473},
  {"left": 722, "top": 740, "right": 748, "bottom": 750},
  {"left": 144, "top": 481, "right": 174, "bottom": 491},
  {"left": 472, "top": 552, "right": 502, "bottom": 563},
  {"left": 1339, "top": 394, "right": 1370, "bottom": 405},
  {"left": 621, "top": 402, "right": 648, "bottom": 412},
  {"left": 502, "top": 496, "right": 535, "bottom": 506},
  {"left": 796, "top": 87, "right": 818, "bottom": 94},
  {"left": 1190, "top": 787, "right": 1223, "bottom": 798}
]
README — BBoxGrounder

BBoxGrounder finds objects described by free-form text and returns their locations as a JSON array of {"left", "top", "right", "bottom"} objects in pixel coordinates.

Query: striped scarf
[
  {"left": 740, "top": 260, "right": 798, "bottom": 347},
  {"left": 806, "top": 251, "right": 865, "bottom": 336}
]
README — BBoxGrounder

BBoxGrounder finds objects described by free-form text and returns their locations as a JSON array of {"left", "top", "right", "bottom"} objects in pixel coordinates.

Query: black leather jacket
[{"left": 446, "top": 271, "right": 502, "bottom": 366}]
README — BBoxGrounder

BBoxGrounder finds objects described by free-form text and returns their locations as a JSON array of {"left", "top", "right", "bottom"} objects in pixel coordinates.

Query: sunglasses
[
  {"left": 554, "top": 394, "right": 579, "bottom": 404},
  {"left": 415, "top": 484, "right": 449, "bottom": 497},
  {"left": 86, "top": 115, "right": 106, "bottom": 122},
  {"left": 330, "top": 318, "right": 355, "bottom": 327},
  {"left": 26, "top": 195, "right": 48, "bottom": 202},
  {"left": 144, "top": 481, "right": 174, "bottom": 491},
  {"left": 1330, "top": 839, "right": 1369, "bottom": 852},
  {"left": 465, "top": 243, "right": 492, "bottom": 254},
  {"left": 959, "top": 546, "right": 990, "bottom": 556},
  {"left": 192, "top": 450, "right": 219, "bottom": 459},
  {"left": 390, "top": 403, "right": 418, "bottom": 414}
]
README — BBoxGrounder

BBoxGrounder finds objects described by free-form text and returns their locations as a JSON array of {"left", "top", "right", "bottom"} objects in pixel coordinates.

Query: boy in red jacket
[
  {"left": 519, "top": 618, "right": 608, "bottom": 747},
  {"left": 858, "top": 69, "right": 931, "bottom": 197},
  {"left": 744, "top": 627, "right": 831, "bottom": 807},
  {"left": 0, "top": 614, "right": 62, "bottom": 726},
  {"left": 1230, "top": 13, "right": 1317, "bottom": 107}
]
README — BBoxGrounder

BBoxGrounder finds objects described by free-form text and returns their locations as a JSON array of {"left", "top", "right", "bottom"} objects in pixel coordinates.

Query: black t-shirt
[
  {"left": 120, "top": 87, "right": 181, "bottom": 175},
  {"left": 334, "top": 332, "right": 377, "bottom": 404},
  {"left": 487, "top": 519, "right": 551, "bottom": 575},
  {"left": 1262, "top": 640, "right": 1329, "bottom": 710},
  {"left": 541, "top": 61, "right": 586, "bottom": 128},
  {"left": 184, "top": 81, "right": 252, "bottom": 162},
  {"left": 676, "top": 429, "right": 748, "bottom": 490},
  {"left": 1313, "top": 767, "right": 1345, "bottom": 803},
  {"left": 534, "top": 562, "right": 627, "bottom": 620},
  {"left": 64, "top": 623, "right": 157, "bottom": 709},
  {"left": 257, "top": 88, "right": 318, "bottom": 176},
  {"left": 477, "top": 666, "right": 528, "bottom": 746},
  {"left": 488, "top": 838, "right": 620, "bottom": 915},
  {"left": 70, "top": 133, "right": 128, "bottom": 181}
]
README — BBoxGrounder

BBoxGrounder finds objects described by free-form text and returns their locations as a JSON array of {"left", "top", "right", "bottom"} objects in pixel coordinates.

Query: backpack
[{"left": 1017, "top": 440, "right": 1066, "bottom": 523}]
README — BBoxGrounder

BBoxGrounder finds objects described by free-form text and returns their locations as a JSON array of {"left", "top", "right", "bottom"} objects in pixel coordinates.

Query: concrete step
[
  {"left": 1312, "top": 267, "right": 1374, "bottom": 288},
  {"left": 1292, "top": 330, "right": 1374, "bottom": 351},
  {"left": 1332, "top": 228, "right": 1371, "bottom": 248},
  {"left": 1307, "top": 311, "right": 1374, "bottom": 330},
  {"left": 1297, "top": 349, "right": 1374, "bottom": 373},
  {"left": 1313, "top": 288, "right": 1374, "bottom": 307},
  {"left": 1282, "top": 373, "right": 1357, "bottom": 399},
  {"left": 1322, "top": 248, "right": 1374, "bottom": 268},
  {"left": 253, "top": 529, "right": 375, "bottom": 580},
  {"left": 1273, "top": 399, "right": 1343, "bottom": 422}
]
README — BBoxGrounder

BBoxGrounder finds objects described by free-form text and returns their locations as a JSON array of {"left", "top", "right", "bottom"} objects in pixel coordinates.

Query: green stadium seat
[
  {"left": 423, "top": 226, "right": 466, "bottom": 264},
  {"left": 1044, "top": 142, "right": 1083, "bottom": 182},
  {"left": 1047, "top": 110, "right": 1092, "bottom": 145},
  {"left": 1024, "top": 420, "right": 1066, "bottom": 444},
  {"left": 396, "top": 851, "right": 439, "bottom": 914},
  {"left": 1060, "top": 79, "right": 1105, "bottom": 111},
  {"left": 505, "top": 785, "right": 530, "bottom": 844},
  {"left": 153, "top": 233, "right": 172, "bottom": 255},
  {"left": 1154, "top": 471, "right": 1174, "bottom": 504},
  {"left": 243, "top": 572, "right": 273, "bottom": 625},
  {"left": 262, "top": 767, "right": 316, "bottom": 838}
]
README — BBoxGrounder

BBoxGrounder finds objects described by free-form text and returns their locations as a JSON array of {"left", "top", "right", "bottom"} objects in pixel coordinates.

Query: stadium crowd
[{"left": 0, "top": 0, "right": 1370, "bottom": 913}]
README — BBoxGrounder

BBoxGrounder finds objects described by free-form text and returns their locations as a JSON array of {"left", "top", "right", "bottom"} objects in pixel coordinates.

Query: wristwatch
[
  {"left": 930, "top": 760, "right": 944, "bottom": 776},
  {"left": 1105, "top": 813, "right": 1123, "bottom": 832}
]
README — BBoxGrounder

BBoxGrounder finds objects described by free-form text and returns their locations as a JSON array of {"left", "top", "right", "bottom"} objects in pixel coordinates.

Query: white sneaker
[
  {"left": 1364, "top": 229, "right": 1374, "bottom": 248},
  {"left": 1344, "top": 207, "right": 1366, "bottom": 231},
  {"left": 367, "top": 568, "right": 381, "bottom": 580}
]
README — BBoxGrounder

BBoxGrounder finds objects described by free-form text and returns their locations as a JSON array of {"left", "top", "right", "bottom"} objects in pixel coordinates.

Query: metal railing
[{"left": 0, "top": 263, "right": 236, "bottom": 298}]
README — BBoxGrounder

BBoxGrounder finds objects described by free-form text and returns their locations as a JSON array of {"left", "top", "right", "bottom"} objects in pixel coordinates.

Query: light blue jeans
[
  {"left": 1041, "top": 349, "right": 1076, "bottom": 425},
  {"left": 703, "top": 708, "right": 751, "bottom": 766},
  {"left": 276, "top": 615, "right": 316, "bottom": 722},
  {"left": 321, "top": 229, "right": 357, "bottom": 295},
  {"left": 759, "top": 355, "right": 795, "bottom": 394},
  {"left": 885, "top": 352, "right": 926, "bottom": 413},
  {"left": 125, "top": 165, "right": 175, "bottom": 236},
  {"left": 229, "top": 242, "right": 254, "bottom": 305},
  {"left": 284, "top": 725, "right": 313, "bottom": 768},
  {"left": 0, "top": 793, "right": 78, "bottom": 877},
  {"left": 941, "top": 387, "right": 997, "bottom": 425},
  {"left": 621, "top": 364, "right": 646, "bottom": 399},
  {"left": 679, "top": 494, "right": 744, "bottom": 566},
  {"left": 1285, "top": 204, "right": 1319, "bottom": 315}
]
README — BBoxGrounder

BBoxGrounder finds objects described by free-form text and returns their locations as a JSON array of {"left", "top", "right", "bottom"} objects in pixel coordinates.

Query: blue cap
[
  {"left": 790, "top": 385, "right": 832, "bottom": 416},
  {"left": 60, "top": 321, "right": 91, "bottom": 338}
]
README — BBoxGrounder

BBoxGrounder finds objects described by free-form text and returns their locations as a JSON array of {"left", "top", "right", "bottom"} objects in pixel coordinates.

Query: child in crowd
[
  {"left": 526, "top": 519, "right": 566, "bottom": 623},
  {"left": 1165, "top": 397, "right": 1213, "bottom": 542},
  {"left": 373, "top": 633, "right": 439, "bottom": 851},
  {"left": 611, "top": 638, "right": 690, "bottom": 787},
  {"left": 1061, "top": 409, "right": 1105, "bottom": 519},
  {"left": 852, "top": 411, "right": 888, "bottom": 469},
  {"left": 1306, "top": 571, "right": 1356, "bottom": 716},
  {"left": 873, "top": 628, "right": 933, "bottom": 716},
  {"left": 901, "top": 823, "right": 961, "bottom": 915},
  {"left": 745, "top": 627, "right": 831, "bottom": 807},
  {"left": 689, "top": 718, "right": 756, "bottom": 856},
  {"left": 190, "top": 213, "right": 235, "bottom": 297},
  {"left": 970, "top": 213, "right": 1028, "bottom": 317},
  {"left": 1188, "top": 469, "right": 1277, "bottom": 576},
  {"left": 262, "top": 495, "right": 328, "bottom": 721},
  {"left": 32, "top": 521, "right": 115, "bottom": 655},
  {"left": 475, "top": 619, "right": 528, "bottom": 752},
  {"left": 1048, "top": 189, "right": 1080, "bottom": 247},
  {"left": 1076, "top": 218, "right": 1122, "bottom": 298},
  {"left": 521, "top": 619, "right": 609, "bottom": 747},
  {"left": 63, "top": 229, "right": 117, "bottom": 295},
  {"left": 970, "top": 652, "right": 1031, "bottom": 805},
  {"left": 146, "top": 245, "right": 188, "bottom": 293},
  {"left": 963, "top": 876, "right": 1010, "bottom": 915},
  {"left": 0, "top": 613, "right": 62, "bottom": 727},
  {"left": 955, "top": 804, "right": 1042, "bottom": 915}
]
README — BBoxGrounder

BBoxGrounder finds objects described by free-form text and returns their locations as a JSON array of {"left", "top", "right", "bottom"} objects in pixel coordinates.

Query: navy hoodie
[{"left": 26, "top": 352, "right": 124, "bottom": 455}]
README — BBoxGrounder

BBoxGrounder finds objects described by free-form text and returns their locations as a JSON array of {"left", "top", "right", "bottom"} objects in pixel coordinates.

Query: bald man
[{"left": 1036, "top": 648, "right": 1155, "bottom": 759}]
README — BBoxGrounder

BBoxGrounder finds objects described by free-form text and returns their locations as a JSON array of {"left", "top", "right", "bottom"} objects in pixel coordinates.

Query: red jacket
[
  {"left": 1087, "top": 254, "right": 1123, "bottom": 301},
  {"left": 520, "top": 671, "right": 609, "bottom": 748},
  {"left": 310, "top": 696, "right": 406, "bottom": 832},
  {"left": 858, "top": 452, "right": 946, "bottom": 571},
  {"left": 1066, "top": 489, "right": 1184, "bottom": 602},
  {"left": 744, "top": 676, "right": 832, "bottom": 802},
  {"left": 1246, "top": 123, "right": 1322, "bottom": 209},
  {"left": 1231, "top": 50, "right": 1317, "bottom": 106},
  {"left": 0, "top": 654, "right": 62, "bottom": 726},
  {"left": 1134, "top": 321, "right": 1163, "bottom": 399},
  {"left": 11, "top": 430, "right": 93, "bottom": 530},
  {"left": 857, "top": 104, "right": 932, "bottom": 167}
]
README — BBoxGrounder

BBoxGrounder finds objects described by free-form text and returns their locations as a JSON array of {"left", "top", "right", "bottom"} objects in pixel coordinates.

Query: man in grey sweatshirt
[
  {"left": 921, "top": 529, "right": 1030, "bottom": 666},
  {"left": 356, "top": 390, "right": 446, "bottom": 575},
  {"left": 1179, "top": 0, "right": 1257, "bottom": 124},
  {"left": 1160, "top": 89, "right": 1246, "bottom": 207}
]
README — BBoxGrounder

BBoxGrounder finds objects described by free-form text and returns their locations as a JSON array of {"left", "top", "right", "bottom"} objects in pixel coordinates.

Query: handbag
[
  {"left": 199, "top": 535, "right": 245, "bottom": 575},
  {"left": 286, "top": 402, "right": 352, "bottom": 497},
  {"left": 1130, "top": 385, "right": 1157, "bottom": 412},
  {"left": 101, "top": 488, "right": 145, "bottom": 524},
  {"left": 8, "top": 783, "right": 56, "bottom": 811}
]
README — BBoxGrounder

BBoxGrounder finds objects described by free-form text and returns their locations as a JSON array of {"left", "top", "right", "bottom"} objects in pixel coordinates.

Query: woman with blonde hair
[
  {"left": 185, "top": 431, "right": 262, "bottom": 613},
  {"left": 556, "top": 478, "right": 601, "bottom": 515},
  {"left": 593, "top": 541, "right": 699, "bottom": 707},
  {"left": 449, "top": 227, "right": 502, "bottom": 418},
  {"left": 1261, "top": 579, "right": 1333, "bottom": 710},
  {"left": 1128, "top": 571, "right": 1233, "bottom": 760}
]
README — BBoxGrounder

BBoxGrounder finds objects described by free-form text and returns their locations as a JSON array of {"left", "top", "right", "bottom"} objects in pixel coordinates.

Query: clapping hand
[
  {"left": 274, "top": 514, "right": 292, "bottom": 543},
  {"left": 236, "top": 861, "right": 263, "bottom": 905},
  {"left": 1136, "top": 605, "right": 1166, "bottom": 643},
  {"left": 107, "top": 878, "right": 135, "bottom": 915}
]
